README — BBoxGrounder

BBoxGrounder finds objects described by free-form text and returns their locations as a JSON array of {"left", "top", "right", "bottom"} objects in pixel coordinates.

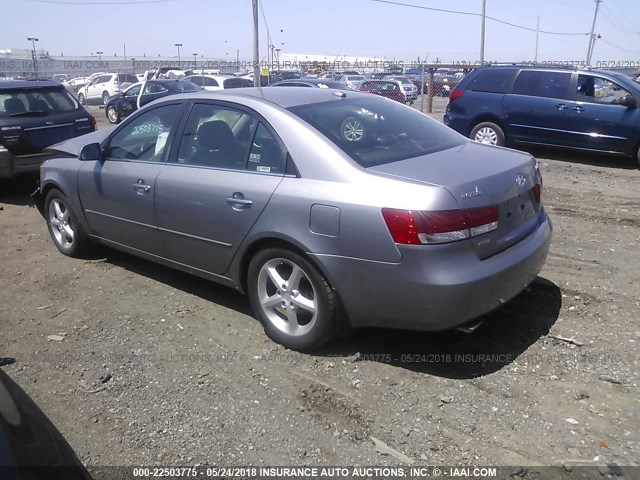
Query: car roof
[
  {"left": 152, "top": 86, "right": 370, "bottom": 108},
  {"left": 0, "top": 79, "right": 64, "bottom": 89}
]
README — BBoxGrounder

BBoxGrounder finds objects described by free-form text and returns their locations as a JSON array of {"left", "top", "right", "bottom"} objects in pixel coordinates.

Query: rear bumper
[
  {"left": 312, "top": 211, "right": 552, "bottom": 331},
  {"left": 0, "top": 149, "right": 49, "bottom": 179}
]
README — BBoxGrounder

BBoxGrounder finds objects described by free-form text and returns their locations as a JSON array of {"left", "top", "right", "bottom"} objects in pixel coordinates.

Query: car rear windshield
[
  {"left": 175, "top": 81, "right": 202, "bottom": 92},
  {"left": 288, "top": 97, "right": 464, "bottom": 167},
  {"left": 0, "top": 87, "right": 79, "bottom": 117}
]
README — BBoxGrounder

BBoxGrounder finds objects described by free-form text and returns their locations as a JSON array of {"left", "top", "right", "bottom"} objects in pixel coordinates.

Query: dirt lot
[{"left": 0, "top": 105, "right": 638, "bottom": 473}]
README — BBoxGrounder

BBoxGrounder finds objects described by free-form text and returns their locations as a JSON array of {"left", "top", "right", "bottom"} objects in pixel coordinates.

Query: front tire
[
  {"left": 247, "top": 248, "right": 336, "bottom": 350},
  {"left": 45, "top": 189, "right": 91, "bottom": 257},
  {"left": 470, "top": 121, "right": 506, "bottom": 147},
  {"left": 106, "top": 105, "right": 121, "bottom": 124}
]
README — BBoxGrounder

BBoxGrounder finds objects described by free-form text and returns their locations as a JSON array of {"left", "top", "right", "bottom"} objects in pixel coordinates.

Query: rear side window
[
  {"left": 467, "top": 69, "right": 515, "bottom": 93},
  {"left": 513, "top": 70, "right": 571, "bottom": 99}
]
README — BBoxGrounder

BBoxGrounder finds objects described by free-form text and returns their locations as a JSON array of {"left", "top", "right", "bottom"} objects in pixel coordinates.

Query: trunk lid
[{"left": 369, "top": 141, "right": 542, "bottom": 258}]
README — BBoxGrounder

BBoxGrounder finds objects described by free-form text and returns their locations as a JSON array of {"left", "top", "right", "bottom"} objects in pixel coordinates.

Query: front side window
[
  {"left": 513, "top": 70, "right": 571, "bottom": 99},
  {"left": 124, "top": 84, "right": 141, "bottom": 97},
  {"left": 577, "top": 75, "right": 632, "bottom": 104},
  {"left": 104, "top": 103, "right": 182, "bottom": 162}
]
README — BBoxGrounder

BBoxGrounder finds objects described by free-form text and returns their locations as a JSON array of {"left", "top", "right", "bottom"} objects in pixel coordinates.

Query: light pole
[
  {"left": 192, "top": 53, "right": 198, "bottom": 70},
  {"left": 480, "top": 0, "right": 486, "bottom": 64},
  {"left": 175, "top": 43, "right": 182, "bottom": 66},
  {"left": 586, "top": 0, "right": 602, "bottom": 65},
  {"left": 96, "top": 51, "right": 103, "bottom": 64},
  {"left": 131, "top": 57, "right": 136, "bottom": 75},
  {"left": 27, "top": 37, "right": 39, "bottom": 76}
]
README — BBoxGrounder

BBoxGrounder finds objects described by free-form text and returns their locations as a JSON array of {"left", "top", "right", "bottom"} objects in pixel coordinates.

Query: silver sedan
[{"left": 35, "top": 88, "right": 552, "bottom": 350}]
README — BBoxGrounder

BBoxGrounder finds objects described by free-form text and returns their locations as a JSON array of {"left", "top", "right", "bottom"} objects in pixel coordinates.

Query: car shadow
[
  {"left": 98, "top": 247, "right": 560, "bottom": 379},
  {"left": 103, "top": 249, "right": 253, "bottom": 317},
  {"left": 318, "top": 276, "right": 562, "bottom": 379},
  {"left": 522, "top": 147, "right": 637, "bottom": 170},
  {"left": 0, "top": 174, "right": 40, "bottom": 207}
]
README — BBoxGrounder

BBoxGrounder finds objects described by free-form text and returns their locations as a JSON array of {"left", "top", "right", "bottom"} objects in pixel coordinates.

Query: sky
[{"left": 1, "top": 0, "right": 639, "bottom": 64}]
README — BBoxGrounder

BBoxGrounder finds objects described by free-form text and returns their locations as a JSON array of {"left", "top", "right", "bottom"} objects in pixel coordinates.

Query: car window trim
[{"left": 166, "top": 99, "right": 291, "bottom": 176}]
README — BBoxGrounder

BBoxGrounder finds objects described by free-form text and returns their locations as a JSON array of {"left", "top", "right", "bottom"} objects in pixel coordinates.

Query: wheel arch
[
  {"left": 233, "top": 235, "right": 352, "bottom": 332},
  {"left": 468, "top": 115, "right": 507, "bottom": 140},
  {"left": 41, "top": 180, "right": 92, "bottom": 235}
]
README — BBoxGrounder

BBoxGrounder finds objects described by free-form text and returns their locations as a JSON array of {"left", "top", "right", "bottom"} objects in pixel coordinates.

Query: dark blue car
[
  {"left": 444, "top": 66, "right": 640, "bottom": 166},
  {"left": 104, "top": 79, "right": 201, "bottom": 124}
]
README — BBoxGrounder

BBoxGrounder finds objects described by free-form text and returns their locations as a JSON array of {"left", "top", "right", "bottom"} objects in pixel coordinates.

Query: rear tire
[
  {"left": 45, "top": 189, "right": 92, "bottom": 258},
  {"left": 247, "top": 248, "right": 336, "bottom": 350},
  {"left": 77, "top": 93, "right": 86, "bottom": 105},
  {"left": 470, "top": 121, "right": 506, "bottom": 147},
  {"left": 635, "top": 143, "right": 640, "bottom": 169},
  {"left": 102, "top": 92, "right": 110, "bottom": 105}
]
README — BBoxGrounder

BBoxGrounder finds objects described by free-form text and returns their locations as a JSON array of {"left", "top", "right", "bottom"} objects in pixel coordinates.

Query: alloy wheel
[
  {"left": 256, "top": 258, "right": 318, "bottom": 337},
  {"left": 48, "top": 198, "right": 75, "bottom": 249}
]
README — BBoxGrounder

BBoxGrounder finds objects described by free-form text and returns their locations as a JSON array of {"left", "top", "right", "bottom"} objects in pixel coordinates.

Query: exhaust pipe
[{"left": 456, "top": 318, "right": 485, "bottom": 334}]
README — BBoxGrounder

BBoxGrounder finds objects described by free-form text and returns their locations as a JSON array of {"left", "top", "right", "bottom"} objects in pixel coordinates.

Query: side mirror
[
  {"left": 621, "top": 95, "right": 637, "bottom": 108},
  {"left": 79, "top": 143, "right": 102, "bottom": 161}
]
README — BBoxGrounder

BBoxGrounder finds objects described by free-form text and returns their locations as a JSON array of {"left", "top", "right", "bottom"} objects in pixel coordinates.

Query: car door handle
[
  {"left": 556, "top": 103, "right": 567, "bottom": 110},
  {"left": 226, "top": 192, "right": 253, "bottom": 210},
  {"left": 572, "top": 106, "right": 585, "bottom": 112},
  {"left": 133, "top": 179, "right": 151, "bottom": 194}
]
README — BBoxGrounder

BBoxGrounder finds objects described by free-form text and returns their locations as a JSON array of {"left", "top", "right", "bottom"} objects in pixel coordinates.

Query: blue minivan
[{"left": 444, "top": 66, "right": 640, "bottom": 166}]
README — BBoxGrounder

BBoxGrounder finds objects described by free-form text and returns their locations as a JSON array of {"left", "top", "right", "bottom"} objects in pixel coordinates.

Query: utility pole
[
  {"left": 480, "top": 0, "right": 486, "bottom": 64},
  {"left": 27, "top": 37, "right": 39, "bottom": 76},
  {"left": 252, "top": 0, "right": 260, "bottom": 86},
  {"left": 586, "top": 0, "right": 602, "bottom": 65},
  {"left": 534, "top": 15, "right": 540, "bottom": 62}
]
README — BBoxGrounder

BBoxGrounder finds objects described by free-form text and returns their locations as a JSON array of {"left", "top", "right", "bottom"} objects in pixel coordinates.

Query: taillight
[
  {"left": 533, "top": 183, "right": 541, "bottom": 203},
  {"left": 90, "top": 116, "right": 97, "bottom": 129},
  {"left": 449, "top": 90, "right": 464, "bottom": 101},
  {"left": 382, "top": 206, "right": 499, "bottom": 245}
]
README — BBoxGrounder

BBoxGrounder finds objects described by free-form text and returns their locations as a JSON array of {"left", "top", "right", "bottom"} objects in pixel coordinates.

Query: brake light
[
  {"left": 449, "top": 90, "right": 464, "bottom": 101},
  {"left": 90, "top": 116, "right": 97, "bottom": 128},
  {"left": 533, "top": 183, "right": 541, "bottom": 203},
  {"left": 382, "top": 206, "right": 499, "bottom": 245}
]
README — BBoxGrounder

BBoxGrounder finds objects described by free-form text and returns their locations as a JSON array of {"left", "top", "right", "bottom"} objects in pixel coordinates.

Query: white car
[
  {"left": 183, "top": 74, "right": 253, "bottom": 91},
  {"left": 337, "top": 74, "right": 365, "bottom": 90},
  {"left": 76, "top": 72, "right": 138, "bottom": 105}
]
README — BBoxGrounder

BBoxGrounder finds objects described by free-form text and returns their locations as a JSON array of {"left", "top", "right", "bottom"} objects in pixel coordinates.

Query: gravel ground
[{"left": 0, "top": 104, "right": 638, "bottom": 473}]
